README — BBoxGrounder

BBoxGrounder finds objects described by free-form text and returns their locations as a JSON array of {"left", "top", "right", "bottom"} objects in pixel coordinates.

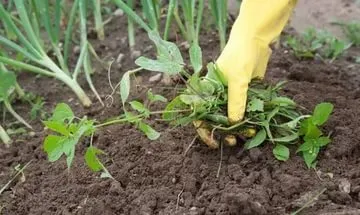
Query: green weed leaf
[
  {"left": 247, "top": 98, "right": 264, "bottom": 112},
  {"left": 245, "top": 129, "right": 266, "bottom": 149},
  {"left": 44, "top": 135, "right": 65, "bottom": 162},
  {"left": 272, "top": 133, "right": 299, "bottom": 143},
  {"left": 303, "top": 147, "right": 319, "bottom": 168},
  {"left": 312, "top": 102, "right": 334, "bottom": 126},
  {"left": 147, "top": 90, "right": 167, "bottom": 103},
  {"left": 273, "top": 144, "right": 290, "bottom": 161},
  {"left": 129, "top": 101, "right": 150, "bottom": 116},
  {"left": 49, "top": 103, "right": 74, "bottom": 122},
  {"left": 206, "top": 62, "right": 226, "bottom": 85},
  {"left": 189, "top": 43, "right": 202, "bottom": 73},
  {"left": 296, "top": 140, "right": 313, "bottom": 153},
  {"left": 163, "top": 96, "right": 187, "bottom": 121},
  {"left": 85, "top": 146, "right": 105, "bottom": 172},
  {"left": 138, "top": 121, "right": 160, "bottom": 140},
  {"left": 271, "top": 97, "right": 296, "bottom": 107},
  {"left": 148, "top": 31, "right": 184, "bottom": 64},
  {"left": 135, "top": 57, "right": 183, "bottom": 74},
  {"left": 179, "top": 94, "right": 204, "bottom": 105},
  {"left": 43, "top": 121, "right": 70, "bottom": 136},
  {"left": 317, "top": 136, "right": 331, "bottom": 147}
]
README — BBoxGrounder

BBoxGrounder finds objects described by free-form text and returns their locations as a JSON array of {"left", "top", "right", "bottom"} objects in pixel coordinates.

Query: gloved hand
[{"left": 216, "top": 0, "right": 297, "bottom": 123}]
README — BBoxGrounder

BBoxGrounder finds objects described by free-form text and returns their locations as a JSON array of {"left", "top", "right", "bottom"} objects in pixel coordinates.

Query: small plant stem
[
  {"left": 216, "top": 141, "right": 223, "bottom": 178},
  {"left": 211, "top": 119, "right": 250, "bottom": 131},
  {"left": 14, "top": 82, "right": 25, "bottom": 98},
  {"left": 3, "top": 100, "right": 32, "bottom": 129},
  {"left": 53, "top": 76, "right": 89, "bottom": 108},
  {"left": 0, "top": 124, "right": 11, "bottom": 146},
  {"left": 95, "top": 109, "right": 191, "bottom": 128},
  {"left": 92, "top": 0, "right": 105, "bottom": 40},
  {"left": 95, "top": 115, "right": 143, "bottom": 128},
  {"left": 126, "top": 0, "right": 135, "bottom": 49},
  {"left": 164, "top": 0, "right": 176, "bottom": 40}
]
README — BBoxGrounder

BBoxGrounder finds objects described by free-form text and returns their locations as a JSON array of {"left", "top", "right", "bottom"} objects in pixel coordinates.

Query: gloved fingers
[
  {"left": 227, "top": 79, "right": 249, "bottom": 123},
  {"left": 193, "top": 120, "right": 219, "bottom": 149},
  {"left": 252, "top": 46, "right": 272, "bottom": 79}
]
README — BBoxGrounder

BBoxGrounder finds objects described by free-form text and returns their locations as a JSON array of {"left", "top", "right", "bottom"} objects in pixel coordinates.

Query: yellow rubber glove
[{"left": 216, "top": 0, "right": 297, "bottom": 123}]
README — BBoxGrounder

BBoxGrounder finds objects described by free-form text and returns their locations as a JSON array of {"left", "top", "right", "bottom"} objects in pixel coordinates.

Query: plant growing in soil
[
  {"left": 120, "top": 31, "right": 334, "bottom": 167},
  {"left": 0, "top": 63, "right": 32, "bottom": 146},
  {"left": 333, "top": 21, "right": 360, "bottom": 46},
  {"left": 285, "top": 28, "right": 352, "bottom": 62},
  {"left": 43, "top": 103, "right": 112, "bottom": 177},
  {"left": 209, "top": 0, "right": 228, "bottom": 50},
  {"left": 0, "top": 0, "right": 102, "bottom": 107}
]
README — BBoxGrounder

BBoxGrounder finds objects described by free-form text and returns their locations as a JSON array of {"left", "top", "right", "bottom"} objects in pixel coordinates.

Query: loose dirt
[{"left": 1, "top": 4, "right": 360, "bottom": 215}]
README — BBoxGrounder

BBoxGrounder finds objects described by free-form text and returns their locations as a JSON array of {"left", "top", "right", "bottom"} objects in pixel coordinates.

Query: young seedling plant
[{"left": 285, "top": 28, "right": 352, "bottom": 62}]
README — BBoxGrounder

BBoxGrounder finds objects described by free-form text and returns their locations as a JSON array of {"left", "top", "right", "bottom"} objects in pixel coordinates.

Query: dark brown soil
[{"left": 1, "top": 13, "right": 360, "bottom": 215}]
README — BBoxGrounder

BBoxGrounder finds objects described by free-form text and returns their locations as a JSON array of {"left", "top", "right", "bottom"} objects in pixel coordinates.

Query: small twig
[
  {"left": 0, "top": 160, "right": 32, "bottom": 195},
  {"left": 176, "top": 188, "right": 184, "bottom": 211},
  {"left": 184, "top": 135, "right": 198, "bottom": 156},
  {"left": 314, "top": 168, "right": 324, "bottom": 182},
  {"left": 291, "top": 188, "right": 327, "bottom": 215},
  {"left": 107, "top": 59, "right": 115, "bottom": 91},
  {"left": 216, "top": 141, "right": 223, "bottom": 178}
]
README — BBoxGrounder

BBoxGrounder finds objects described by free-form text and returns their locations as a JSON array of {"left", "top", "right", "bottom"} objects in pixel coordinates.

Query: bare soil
[{"left": 1, "top": 5, "right": 360, "bottom": 215}]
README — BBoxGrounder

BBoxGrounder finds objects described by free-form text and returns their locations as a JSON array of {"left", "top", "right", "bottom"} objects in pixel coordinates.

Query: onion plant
[
  {"left": 0, "top": 124, "right": 11, "bottom": 146},
  {"left": 173, "top": 0, "right": 204, "bottom": 46},
  {"left": 92, "top": 0, "right": 105, "bottom": 40},
  {"left": 209, "top": 0, "right": 228, "bottom": 50},
  {"left": 0, "top": 62, "right": 32, "bottom": 146},
  {"left": 0, "top": 0, "right": 102, "bottom": 107}
]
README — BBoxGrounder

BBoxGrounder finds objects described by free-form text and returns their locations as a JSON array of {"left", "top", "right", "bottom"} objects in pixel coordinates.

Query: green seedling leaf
[
  {"left": 44, "top": 135, "right": 65, "bottom": 162},
  {"left": 280, "top": 115, "right": 309, "bottom": 129},
  {"left": 189, "top": 43, "right": 202, "bottom": 73},
  {"left": 206, "top": 62, "right": 226, "bottom": 85},
  {"left": 272, "top": 133, "right": 299, "bottom": 143},
  {"left": 138, "top": 121, "right": 160, "bottom": 140},
  {"left": 299, "top": 118, "right": 322, "bottom": 139},
  {"left": 247, "top": 98, "right": 264, "bottom": 112},
  {"left": 303, "top": 147, "right": 319, "bottom": 168},
  {"left": 49, "top": 103, "right": 74, "bottom": 122},
  {"left": 148, "top": 31, "right": 184, "bottom": 64},
  {"left": 163, "top": 96, "right": 187, "bottom": 121},
  {"left": 199, "top": 80, "right": 215, "bottom": 96},
  {"left": 147, "top": 90, "right": 167, "bottom": 103},
  {"left": 120, "top": 71, "right": 131, "bottom": 105},
  {"left": 317, "top": 136, "right": 331, "bottom": 147},
  {"left": 271, "top": 97, "right": 296, "bottom": 107},
  {"left": 245, "top": 129, "right": 266, "bottom": 149},
  {"left": 85, "top": 146, "right": 105, "bottom": 172},
  {"left": 180, "top": 94, "right": 204, "bottom": 106},
  {"left": 273, "top": 144, "right": 290, "bottom": 161},
  {"left": 0, "top": 69, "right": 16, "bottom": 100},
  {"left": 135, "top": 57, "right": 183, "bottom": 74},
  {"left": 312, "top": 102, "right": 334, "bottom": 126},
  {"left": 43, "top": 121, "right": 70, "bottom": 136},
  {"left": 129, "top": 101, "right": 150, "bottom": 116},
  {"left": 296, "top": 139, "right": 314, "bottom": 153}
]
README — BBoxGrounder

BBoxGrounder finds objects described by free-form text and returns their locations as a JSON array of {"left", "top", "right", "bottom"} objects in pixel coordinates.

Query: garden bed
[{"left": 1, "top": 11, "right": 360, "bottom": 215}]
